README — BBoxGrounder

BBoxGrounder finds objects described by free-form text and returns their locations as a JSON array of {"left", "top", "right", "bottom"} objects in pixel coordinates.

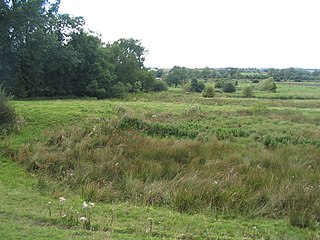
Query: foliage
[
  {"left": 215, "top": 80, "right": 224, "bottom": 89},
  {"left": 243, "top": 85, "right": 254, "bottom": 98},
  {"left": 202, "top": 84, "right": 215, "bottom": 97},
  {"left": 164, "top": 66, "right": 188, "bottom": 87},
  {"left": 151, "top": 80, "right": 167, "bottom": 92},
  {"left": 190, "top": 78, "right": 205, "bottom": 93},
  {"left": 0, "top": 83, "right": 16, "bottom": 130},
  {"left": 109, "top": 38, "right": 152, "bottom": 93},
  {"left": 222, "top": 82, "right": 236, "bottom": 93},
  {"left": 162, "top": 67, "right": 320, "bottom": 84},
  {"left": 258, "top": 77, "right": 277, "bottom": 92},
  {"left": 0, "top": 1, "right": 158, "bottom": 98}
]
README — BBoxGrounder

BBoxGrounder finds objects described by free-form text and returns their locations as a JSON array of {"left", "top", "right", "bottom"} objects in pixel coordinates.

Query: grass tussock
[{"left": 17, "top": 119, "right": 320, "bottom": 227}]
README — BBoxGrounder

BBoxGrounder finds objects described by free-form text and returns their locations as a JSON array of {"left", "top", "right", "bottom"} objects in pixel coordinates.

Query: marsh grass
[
  {"left": 5, "top": 82, "right": 320, "bottom": 234},
  {"left": 18, "top": 117, "right": 320, "bottom": 227}
]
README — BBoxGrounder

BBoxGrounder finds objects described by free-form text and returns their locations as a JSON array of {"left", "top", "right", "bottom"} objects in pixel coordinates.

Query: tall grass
[
  {"left": 17, "top": 118, "right": 320, "bottom": 227},
  {"left": 0, "top": 83, "right": 17, "bottom": 134}
]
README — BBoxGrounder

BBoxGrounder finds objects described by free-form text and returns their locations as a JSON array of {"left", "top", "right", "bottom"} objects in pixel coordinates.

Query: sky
[{"left": 59, "top": 0, "right": 320, "bottom": 69}]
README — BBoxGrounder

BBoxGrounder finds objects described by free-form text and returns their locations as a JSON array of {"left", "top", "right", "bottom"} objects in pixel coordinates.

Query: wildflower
[
  {"left": 89, "top": 201, "right": 95, "bottom": 208},
  {"left": 59, "top": 197, "right": 66, "bottom": 205},
  {"left": 80, "top": 216, "right": 88, "bottom": 222},
  {"left": 47, "top": 201, "right": 52, "bottom": 218},
  {"left": 83, "top": 201, "right": 88, "bottom": 209},
  {"left": 252, "top": 226, "right": 257, "bottom": 230}
]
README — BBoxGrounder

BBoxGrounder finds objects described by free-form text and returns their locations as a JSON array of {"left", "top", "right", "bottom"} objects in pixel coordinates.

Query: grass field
[{"left": 1, "top": 81, "right": 320, "bottom": 239}]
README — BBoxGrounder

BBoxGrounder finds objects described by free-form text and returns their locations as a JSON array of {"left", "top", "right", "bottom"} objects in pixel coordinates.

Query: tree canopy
[{"left": 0, "top": 0, "right": 164, "bottom": 98}]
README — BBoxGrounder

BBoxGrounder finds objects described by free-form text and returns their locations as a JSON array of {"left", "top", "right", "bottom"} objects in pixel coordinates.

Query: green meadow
[{"left": 1, "top": 81, "right": 320, "bottom": 239}]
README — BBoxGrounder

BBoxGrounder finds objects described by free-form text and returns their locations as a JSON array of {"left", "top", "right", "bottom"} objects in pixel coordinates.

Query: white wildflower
[
  {"left": 59, "top": 197, "right": 66, "bottom": 205},
  {"left": 80, "top": 216, "right": 87, "bottom": 222},
  {"left": 89, "top": 201, "right": 95, "bottom": 207},
  {"left": 83, "top": 201, "right": 88, "bottom": 209}
]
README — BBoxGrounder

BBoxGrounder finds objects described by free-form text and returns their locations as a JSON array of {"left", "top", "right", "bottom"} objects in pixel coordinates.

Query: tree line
[
  {"left": 162, "top": 66, "right": 320, "bottom": 87},
  {"left": 0, "top": 0, "right": 166, "bottom": 98}
]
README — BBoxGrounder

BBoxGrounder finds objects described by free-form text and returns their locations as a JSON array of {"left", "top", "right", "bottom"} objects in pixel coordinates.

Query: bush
[
  {"left": 110, "top": 82, "right": 129, "bottom": 98},
  {"left": 222, "top": 82, "right": 236, "bottom": 93},
  {"left": 214, "top": 80, "right": 224, "bottom": 89},
  {"left": 242, "top": 86, "right": 254, "bottom": 98},
  {"left": 152, "top": 80, "right": 168, "bottom": 92},
  {"left": 202, "top": 85, "right": 215, "bottom": 98},
  {"left": 181, "top": 83, "right": 192, "bottom": 93},
  {"left": 259, "top": 77, "right": 277, "bottom": 92},
  {"left": 0, "top": 84, "right": 16, "bottom": 130},
  {"left": 190, "top": 78, "right": 205, "bottom": 93}
]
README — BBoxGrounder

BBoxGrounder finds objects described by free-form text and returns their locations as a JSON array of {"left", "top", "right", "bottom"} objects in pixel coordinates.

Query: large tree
[
  {"left": 0, "top": 0, "right": 87, "bottom": 97},
  {"left": 164, "top": 66, "right": 188, "bottom": 87},
  {"left": 109, "top": 38, "right": 149, "bottom": 91},
  {"left": 1, "top": 1, "right": 163, "bottom": 98}
]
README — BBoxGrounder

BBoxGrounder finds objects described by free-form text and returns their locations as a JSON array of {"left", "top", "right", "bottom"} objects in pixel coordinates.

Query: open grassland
[
  {"left": 1, "top": 155, "right": 313, "bottom": 239},
  {"left": 1, "top": 82, "right": 320, "bottom": 239},
  {"left": 235, "top": 81, "right": 320, "bottom": 99}
]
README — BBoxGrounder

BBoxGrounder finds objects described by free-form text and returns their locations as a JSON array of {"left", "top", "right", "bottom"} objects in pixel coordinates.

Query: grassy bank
[{"left": 1, "top": 82, "right": 320, "bottom": 238}]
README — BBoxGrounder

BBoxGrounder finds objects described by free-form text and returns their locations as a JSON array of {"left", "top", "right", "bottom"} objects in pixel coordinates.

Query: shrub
[
  {"left": 0, "top": 83, "right": 16, "bottom": 130},
  {"left": 181, "top": 83, "right": 192, "bottom": 93},
  {"left": 259, "top": 77, "right": 277, "bottom": 92},
  {"left": 242, "top": 85, "right": 254, "bottom": 98},
  {"left": 86, "top": 80, "right": 107, "bottom": 99},
  {"left": 110, "top": 82, "right": 129, "bottom": 98},
  {"left": 214, "top": 80, "right": 224, "bottom": 89},
  {"left": 222, "top": 82, "right": 236, "bottom": 93},
  {"left": 190, "top": 78, "right": 205, "bottom": 93},
  {"left": 152, "top": 80, "right": 168, "bottom": 92},
  {"left": 202, "top": 85, "right": 215, "bottom": 98}
]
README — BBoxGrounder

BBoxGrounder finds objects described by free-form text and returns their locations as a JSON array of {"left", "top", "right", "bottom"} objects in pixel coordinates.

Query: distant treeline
[
  {"left": 157, "top": 66, "right": 320, "bottom": 87},
  {"left": 0, "top": 0, "right": 166, "bottom": 98}
]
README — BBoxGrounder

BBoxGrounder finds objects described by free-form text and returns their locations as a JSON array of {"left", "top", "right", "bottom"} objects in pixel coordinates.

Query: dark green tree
[
  {"left": 222, "top": 82, "right": 236, "bottom": 93},
  {"left": 67, "top": 31, "right": 115, "bottom": 98},
  {"left": 164, "top": 66, "right": 188, "bottom": 87},
  {"left": 190, "top": 78, "right": 205, "bottom": 93},
  {"left": 0, "top": 0, "right": 87, "bottom": 97},
  {"left": 109, "top": 38, "right": 148, "bottom": 91}
]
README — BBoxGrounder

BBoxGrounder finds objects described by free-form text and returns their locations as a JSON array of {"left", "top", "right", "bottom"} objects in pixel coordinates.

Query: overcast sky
[{"left": 59, "top": 0, "right": 320, "bottom": 69}]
